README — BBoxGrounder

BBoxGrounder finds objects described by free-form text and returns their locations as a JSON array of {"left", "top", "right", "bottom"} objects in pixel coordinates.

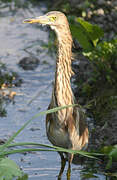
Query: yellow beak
[{"left": 23, "top": 16, "right": 48, "bottom": 24}]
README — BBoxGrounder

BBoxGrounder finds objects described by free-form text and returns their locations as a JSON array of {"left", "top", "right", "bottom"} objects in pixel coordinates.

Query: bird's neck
[{"left": 54, "top": 34, "right": 74, "bottom": 107}]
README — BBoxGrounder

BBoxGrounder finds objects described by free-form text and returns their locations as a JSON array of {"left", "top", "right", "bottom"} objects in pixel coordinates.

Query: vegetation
[
  {"left": 0, "top": 105, "right": 117, "bottom": 179},
  {"left": 0, "top": 105, "right": 99, "bottom": 179},
  {"left": 69, "top": 17, "right": 117, "bottom": 123}
]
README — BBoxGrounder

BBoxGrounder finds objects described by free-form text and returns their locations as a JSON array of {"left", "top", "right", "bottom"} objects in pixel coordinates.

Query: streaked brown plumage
[{"left": 24, "top": 11, "right": 88, "bottom": 179}]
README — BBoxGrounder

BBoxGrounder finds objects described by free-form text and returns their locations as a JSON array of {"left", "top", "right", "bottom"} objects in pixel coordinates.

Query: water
[{"left": 0, "top": 1, "right": 106, "bottom": 179}]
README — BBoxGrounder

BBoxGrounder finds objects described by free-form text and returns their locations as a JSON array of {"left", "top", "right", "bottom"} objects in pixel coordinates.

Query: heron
[{"left": 24, "top": 11, "right": 88, "bottom": 179}]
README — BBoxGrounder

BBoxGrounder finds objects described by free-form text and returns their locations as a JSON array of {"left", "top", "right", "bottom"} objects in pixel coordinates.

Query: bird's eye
[{"left": 49, "top": 16, "right": 56, "bottom": 22}]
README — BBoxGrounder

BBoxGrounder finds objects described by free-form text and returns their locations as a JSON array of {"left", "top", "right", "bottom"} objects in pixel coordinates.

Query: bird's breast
[{"left": 46, "top": 115, "right": 70, "bottom": 148}]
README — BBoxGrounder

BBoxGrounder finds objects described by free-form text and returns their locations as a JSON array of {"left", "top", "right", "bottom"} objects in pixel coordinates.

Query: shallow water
[{"left": 0, "top": 1, "right": 106, "bottom": 179}]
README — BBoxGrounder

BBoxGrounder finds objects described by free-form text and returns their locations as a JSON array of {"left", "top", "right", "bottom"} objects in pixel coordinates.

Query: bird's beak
[{"left": 23, "top": 15, "right": 48, "bottom": 24}]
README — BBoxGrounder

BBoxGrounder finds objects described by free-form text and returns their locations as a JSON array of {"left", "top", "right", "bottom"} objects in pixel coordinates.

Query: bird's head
[{"left": 23, "top": 11, "right": 70, "bottom": 38}]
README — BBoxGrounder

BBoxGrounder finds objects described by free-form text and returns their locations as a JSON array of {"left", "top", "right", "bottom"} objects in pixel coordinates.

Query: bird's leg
[
  {"left": 66, "top": 154, "right": 73, "bottom": 180},
  {"left": 58, "top": 152, "right": 66, "bottom": 180}
]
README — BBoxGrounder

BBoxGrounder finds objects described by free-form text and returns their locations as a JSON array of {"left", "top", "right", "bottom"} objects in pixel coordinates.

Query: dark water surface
[{"left": 0, "top": 1, "right": 106, "bottom": 179}]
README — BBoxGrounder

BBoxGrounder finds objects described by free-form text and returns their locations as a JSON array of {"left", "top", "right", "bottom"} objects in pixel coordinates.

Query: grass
[{"left": 0, "top": 104, "right": 105, "bottom": 180}]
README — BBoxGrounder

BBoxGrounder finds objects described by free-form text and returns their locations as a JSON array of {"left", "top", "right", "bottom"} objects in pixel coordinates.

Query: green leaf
[
  {"left": 109, "top": 145, "right": 117, "bottom": 161},
  {"left": 70, "top": 17, "right": 104, "bottom": 50},
  {"left": 70, "top": 17, "right": 104, "bottom": 51},
  {"left": 101, "top": 145, "right": 117, "bottom": 169},
  {"left": 0, "top": 158, "right": 22, "bottom": 180},
  {"left": 100, "top": 145, "right": 114, "bottom": 155},
  {"left": 101, "top": 145, "right": 117, "bottom": 161},
  {"left": 106, "top": 156, "right": 112, "bottom": 169},
  {"left": 70, "top": 23, "right": 93, "bottom": 51},
  {"left": 77, "top": 18, "right": 104, "bottom": 47},
  {"left": 0, "top": 143, "right": 103, "bottom": 160}
]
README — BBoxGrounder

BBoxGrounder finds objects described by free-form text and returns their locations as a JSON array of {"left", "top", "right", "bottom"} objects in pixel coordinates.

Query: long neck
[{"left": 54, "top": 30, "right": 74, "bottom": 107}]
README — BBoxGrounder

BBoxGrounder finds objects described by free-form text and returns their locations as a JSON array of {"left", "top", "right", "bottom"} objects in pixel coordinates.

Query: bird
[{"left": 24, "top": 11, "right": 88, "bottom": 179}]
